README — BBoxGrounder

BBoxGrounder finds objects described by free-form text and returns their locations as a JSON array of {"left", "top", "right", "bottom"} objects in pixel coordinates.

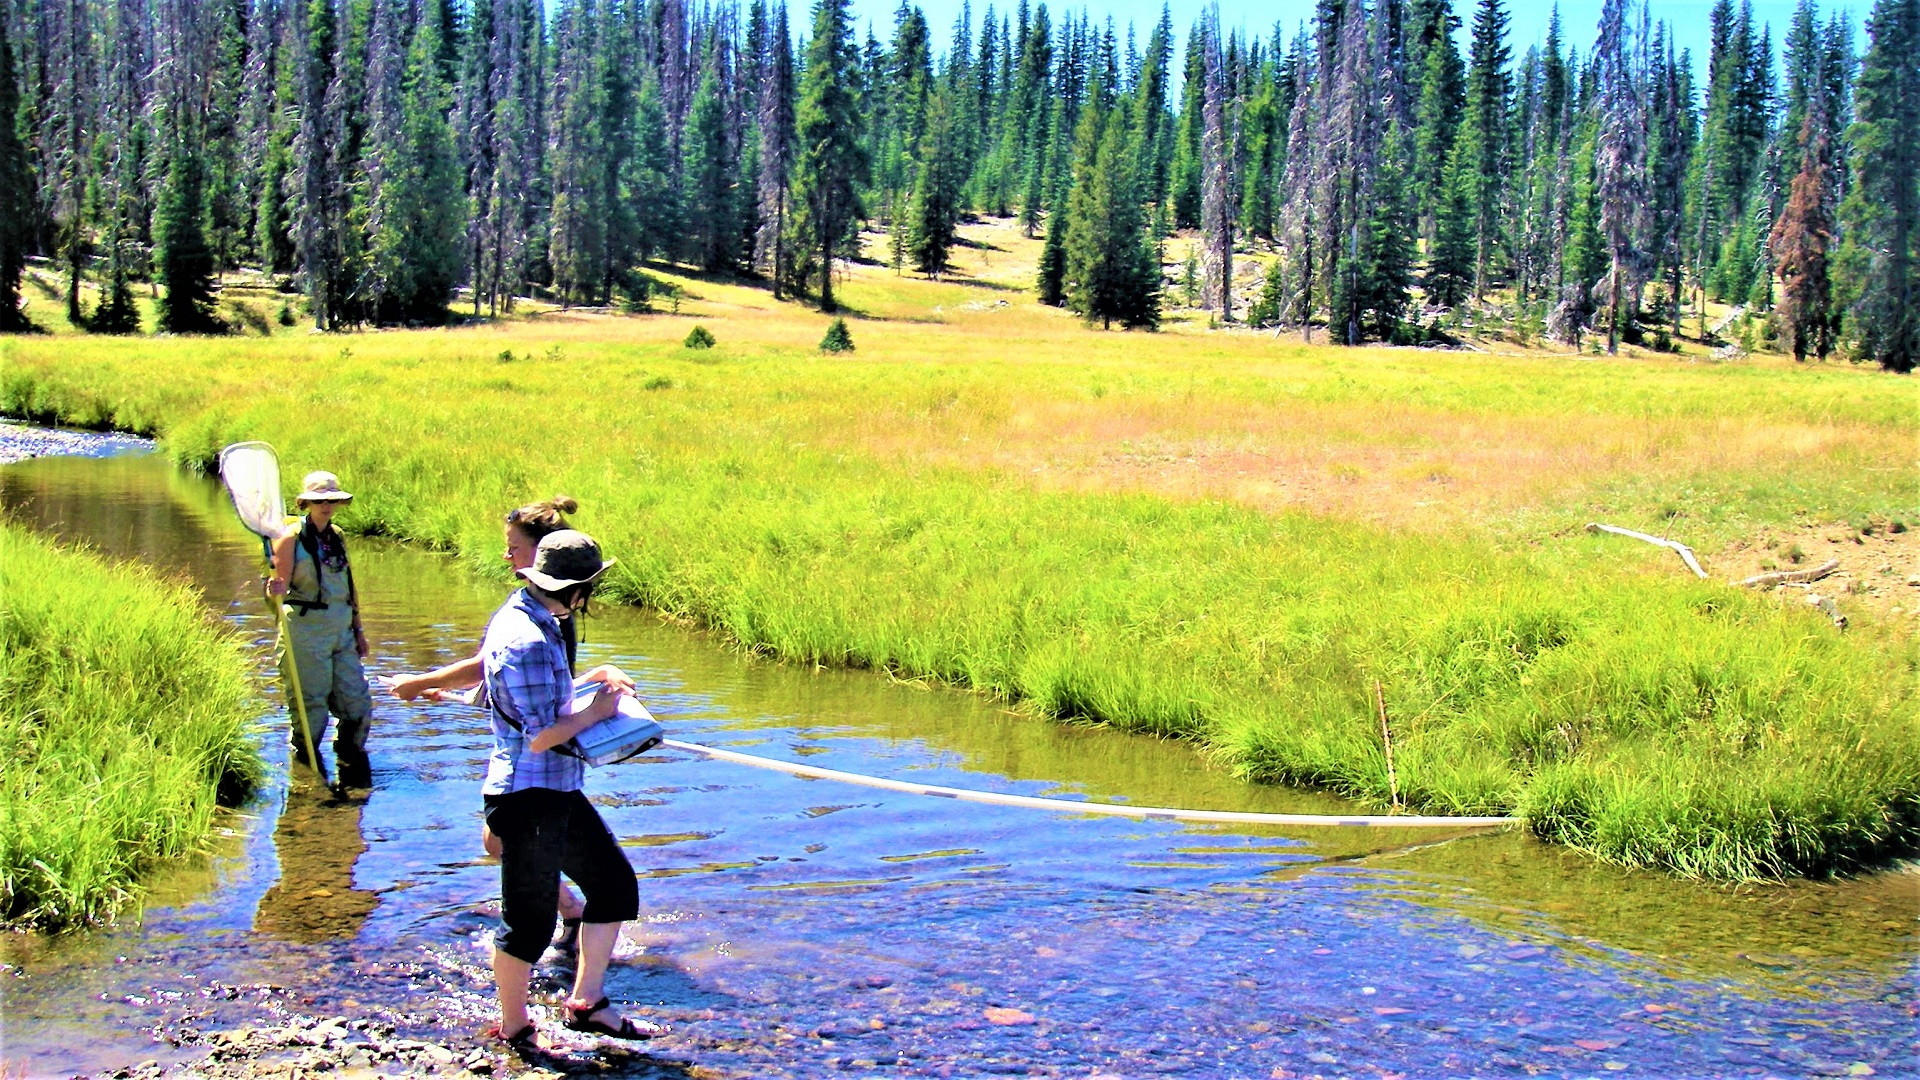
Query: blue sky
[{"left": 844, "top": 1, "right": 1870, "bottom": 75}]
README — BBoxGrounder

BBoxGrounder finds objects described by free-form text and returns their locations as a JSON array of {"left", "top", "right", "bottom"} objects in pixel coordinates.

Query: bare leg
[
  {"left": 568, "top": 922, "right": 620, "bottom": 1012},
  {"left": 493, "top": 949, "right": 534, "bottom": 1035},
  {"left": 565, "top": 922, "right": 659, "bottom": 1034}
]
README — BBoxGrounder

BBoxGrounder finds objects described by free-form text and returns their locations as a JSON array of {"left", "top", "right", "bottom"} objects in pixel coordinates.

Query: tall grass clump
[{"left": 0, "top": 523, "right": 262, "bottom": 929}]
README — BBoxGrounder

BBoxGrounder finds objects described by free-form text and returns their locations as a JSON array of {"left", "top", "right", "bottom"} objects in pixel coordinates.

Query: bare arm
[
  {"left": 385, "top": 654, "right": 485, "bottom": 701},
  {"left": 575, "top": 664, "right": 634, "bottom": 695},
  {"left": 267, "top": 529, "right": 297, "bottom": 596},
  {"left": 528, "top": 685, "right": 624, "bottom": 753}
]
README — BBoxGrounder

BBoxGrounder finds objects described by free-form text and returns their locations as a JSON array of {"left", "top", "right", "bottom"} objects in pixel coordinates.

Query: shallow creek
[{"left": 1, "top": 434, "right": 1914, "bottom": 1079}]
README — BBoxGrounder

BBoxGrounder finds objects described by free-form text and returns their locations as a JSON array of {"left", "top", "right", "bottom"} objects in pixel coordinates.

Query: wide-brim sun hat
[
  {"left": 516, "top": 529, "right": 615, "bottom": 591},
  {"left": 296, "top": 470, "right": 353, "bottom": 505}
]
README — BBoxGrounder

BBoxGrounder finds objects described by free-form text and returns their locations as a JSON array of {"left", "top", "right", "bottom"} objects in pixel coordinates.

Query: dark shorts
[{"left": 482, "top": 787, "right": 639, "bottom": 964}]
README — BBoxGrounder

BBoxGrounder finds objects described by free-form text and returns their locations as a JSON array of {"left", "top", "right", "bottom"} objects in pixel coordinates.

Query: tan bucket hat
[{"left": 295, "top": 470, "right": 354, "bottom": 506}]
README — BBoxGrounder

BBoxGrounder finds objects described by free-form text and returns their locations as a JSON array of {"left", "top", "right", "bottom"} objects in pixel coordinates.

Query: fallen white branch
[
  {"left": 1803, "top": 592, "right": 1849, "bottom": 631},
  {"left": 1734, "top": 559, "right": 1840, "bottom": 589},
  {"left": 1585, "top": 523, "right": 1708, "bottom": 578}
]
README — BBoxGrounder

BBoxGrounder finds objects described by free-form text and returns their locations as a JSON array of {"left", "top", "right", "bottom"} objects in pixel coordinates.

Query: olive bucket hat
[{"left": 516, "top": 529, "right": 615, "bottom": 592}]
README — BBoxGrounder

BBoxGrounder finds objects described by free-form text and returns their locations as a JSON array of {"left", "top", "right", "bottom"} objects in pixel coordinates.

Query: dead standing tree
[{"left": 1199, "top": 8, "right": 1233, "bottom": 320}]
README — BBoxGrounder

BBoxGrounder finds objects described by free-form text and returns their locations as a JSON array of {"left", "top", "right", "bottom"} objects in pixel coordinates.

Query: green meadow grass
[
  {"left": 0, "top": 523, "right": 262, "bottom": 929},
  {"left": 1, "top": 305, "right": 1915, "bottom": 880}
]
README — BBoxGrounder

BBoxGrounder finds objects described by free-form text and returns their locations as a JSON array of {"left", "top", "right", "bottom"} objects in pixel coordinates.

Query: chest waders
[
  {"left": 281, "top": 519, "right": 374, "bottom": 785},
  {"left": 258, "top": 534, "right": 329, "bottom": 791}
]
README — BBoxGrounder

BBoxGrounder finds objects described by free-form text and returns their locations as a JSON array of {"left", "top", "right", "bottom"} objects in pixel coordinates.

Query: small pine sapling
[{"left": 820, "top": 317, "right": 854, "bottom": 353}]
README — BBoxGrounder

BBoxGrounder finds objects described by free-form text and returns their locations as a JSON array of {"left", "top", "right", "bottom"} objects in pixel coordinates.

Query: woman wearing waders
[
  {"left": 267, "top": 471, "right": 375, "bottom": 788},
  {"left": 477, "top": 529, "right": 660, "bottom": 1049}
]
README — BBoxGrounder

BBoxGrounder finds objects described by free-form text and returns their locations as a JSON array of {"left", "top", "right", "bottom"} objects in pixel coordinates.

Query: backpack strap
[{"left": 483, "top": 646, "right": 585, "bottom": 761}]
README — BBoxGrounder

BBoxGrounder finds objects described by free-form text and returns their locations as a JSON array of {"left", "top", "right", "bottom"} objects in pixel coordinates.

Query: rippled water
[{"left": 1, "top": 447, "right": 1914, "bottom": 1079}]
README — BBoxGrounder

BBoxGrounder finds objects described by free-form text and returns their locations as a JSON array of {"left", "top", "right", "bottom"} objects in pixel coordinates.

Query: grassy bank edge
[{"left": 0, "top": 521, "right": 264, "bottom": 931}]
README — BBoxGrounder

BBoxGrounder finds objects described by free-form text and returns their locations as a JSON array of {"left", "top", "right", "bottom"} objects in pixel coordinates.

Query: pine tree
[
  {"left": 1594, "top": 0, "right": 1646, "bottom": 354},
  {"left": 203, "top": 0, "right": 249, "bottom": 272},
  {"left": 1010, "top": 4, "right": 1051, "bottom": 237},
  {"left": 294, "top": 0, "right": 347, "bottom": 327},
  {"left": 755, "top": 2, "right": 797, "bottom": 294},
  {"left": 1425, "top": 161, "right": 1475, "bottom": 306},
  {"left": 1036, "top": 204, "right": 1067, "bottom": 303},
  {"left": 595, "top": 0, "right": 638, "bottom": 300},
  {"left": 1062, "top": 100, "right": 1156, "bottom": 328},
  {"left": 1247, "top": 255, "right": 1285, "bottom": 328},
  {"left": 1410, "top": 0, "right": 1464, "bottom": 243},
  {"left": 45, "top": 0, "right": 95, "bottom": 325},
  {"left": 547, "top": 0, "right": 607, "bottom": 302},
  {"left": 1562, "top": 85, "right": 1607, "bottom": 298},
  {"left": 257, "top": 0, "right": 300, "bottom": 276},
  {"left": 1133, "top": 6, "right": 1174, "bottom": 212},
  {"left": 1169, "top": 25, "right": 1204, "bottom": 228},
  {"left": 1276, "top": 34, "right": 1318, "bottom": 337},
  {"left": 682, "top": 40, "right": 737, "bottom": 272},
  {"left": 791, "top": 0, "right": 869, "bottom": 310},
  {"left": 1772, "top": 105, "right": 1837, "bottom": 360},
  {"left": 0, "top": 11, "right": 35, "bottom": 331},
  {"left": 1456, "top": 0, "right": 1511, "bottom": 299},
  {"left": 364, "top": 0, "right": 462, "bottom": 322},
  {"left": 1646, "top": 30, "right": 1695, "bottom": 336},
  {"left": 154, "top": 0, "right": 224, "bottom": 335},
  {"left": 154, "top": 133, "right": 222, "bottom": 333},
  {"left": 630, "top": 72, "right": 679, "bottom": 266},
  {"left": 904, "top": 80, "right": 964, "bottom": 276},
  {"left": 87, "top": 0, "right": 153, "bottom": 335},
  {"left": 1356, "top": 119, "right": 1417, "bottom": 341},
  {"left": 1836, "top": 0, "right": 1919, "bottom": 371},
  {"left": 363, "top": 0, "right": 411, "bottom": 309}
]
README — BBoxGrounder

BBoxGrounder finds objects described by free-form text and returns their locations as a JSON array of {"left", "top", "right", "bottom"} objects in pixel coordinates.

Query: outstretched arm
[{"left": 386, "top": 654, "right": 484, "bottom": 701}]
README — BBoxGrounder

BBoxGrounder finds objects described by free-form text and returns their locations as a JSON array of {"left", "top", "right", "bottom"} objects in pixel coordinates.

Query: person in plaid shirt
[{"left": 477, "top": 530, "right": 661, "bottom": 1048}]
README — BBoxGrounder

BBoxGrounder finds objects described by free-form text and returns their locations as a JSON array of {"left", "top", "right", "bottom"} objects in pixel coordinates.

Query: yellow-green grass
[
  {"left": 0, "top": 523, "right": 262, "bottom": 930},
  {"left": 2, "top": 232, "right": 1915, "bottom": 880}
]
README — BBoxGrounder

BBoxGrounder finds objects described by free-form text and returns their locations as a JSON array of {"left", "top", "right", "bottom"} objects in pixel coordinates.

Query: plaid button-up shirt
[{"left": 480, "top": 588, "right": 585, "bottom": 795}]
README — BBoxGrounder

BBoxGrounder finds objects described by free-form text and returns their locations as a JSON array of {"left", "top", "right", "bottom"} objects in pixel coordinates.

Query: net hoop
[{"left": 218, "top": 442, "right": 286, "bottom": 540}]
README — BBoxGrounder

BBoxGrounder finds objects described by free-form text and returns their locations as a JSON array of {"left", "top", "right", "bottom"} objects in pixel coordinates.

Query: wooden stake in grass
[{"left": 1375, "top": 679, "right": 1400, "bottom": 812}]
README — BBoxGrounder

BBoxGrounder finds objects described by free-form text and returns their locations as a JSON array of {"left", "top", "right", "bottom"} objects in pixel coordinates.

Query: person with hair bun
[
  {"left": 385, "top": 497, "right": 614, "bottom": 700},
  {"left": 385, "top": 496, "right": 629, "bottom": 952}
]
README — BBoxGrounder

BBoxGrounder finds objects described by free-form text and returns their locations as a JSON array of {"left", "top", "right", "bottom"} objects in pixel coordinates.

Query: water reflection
[{"left": 253, "top": 776, "right": 379, "bottom": 944}]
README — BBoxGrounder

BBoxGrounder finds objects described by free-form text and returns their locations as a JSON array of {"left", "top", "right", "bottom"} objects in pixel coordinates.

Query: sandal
[
  {"left": 563, "top": 997, "right": 662, "bottom": 1040},
  {"left": 481, "top": 1021, "right": 539, "bottom": 1052}
]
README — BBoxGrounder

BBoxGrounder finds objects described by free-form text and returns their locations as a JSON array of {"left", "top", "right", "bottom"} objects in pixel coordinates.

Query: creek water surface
[{"left": 1, "top": 440, "right": 1914, "bottom": 1080}]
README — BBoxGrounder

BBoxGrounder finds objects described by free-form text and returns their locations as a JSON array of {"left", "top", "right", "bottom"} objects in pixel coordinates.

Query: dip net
[{"left": 218, "top": 442, "right": 286, "bottom": 540}]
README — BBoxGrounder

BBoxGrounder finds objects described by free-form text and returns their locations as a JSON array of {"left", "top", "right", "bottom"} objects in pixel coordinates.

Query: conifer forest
[{"left": 0, "top": 0, "right": 1915, "bottom": 372}]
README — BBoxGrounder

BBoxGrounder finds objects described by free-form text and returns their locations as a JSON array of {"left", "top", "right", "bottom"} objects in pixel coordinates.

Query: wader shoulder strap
[
  {"left": 291, "top": 522, "right": 360, "bottom": 627},
  {"left": 287, "top": 522, "right": 328, "bottom": 612}
]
